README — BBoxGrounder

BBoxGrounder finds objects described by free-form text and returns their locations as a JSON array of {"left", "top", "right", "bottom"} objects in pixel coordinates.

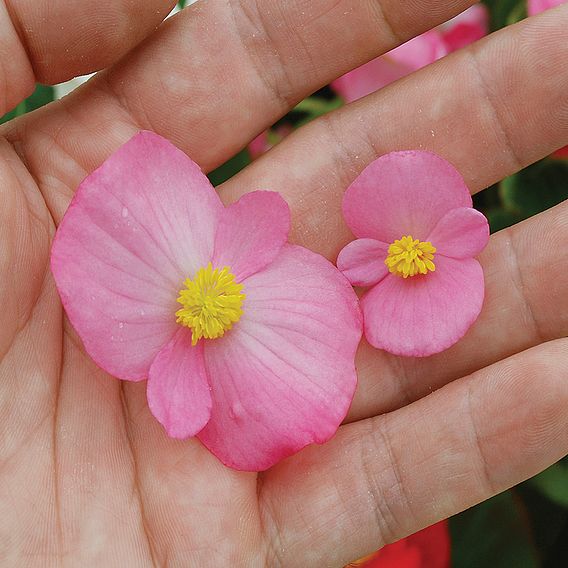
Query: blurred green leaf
[
  {"left": 484, "top": 0, "right": 526, "bottom": 30},
  {"left": 292, "top": 96, "right": 343, "bottom": 129},
  {"left": 294, "top": 97, "right": 343, "bottom": 117},
  {"left": 500, "top": 159, "right": 568, "bottom": 218},
  {"left": 208, "top": 149, "right": 250, "bottom": 187},
  {"left": 529, "top": 462, "right": 568, "bottom": 508},
  {"left": 27, "top": 84, "right": 55, "bottom": 109},
  {"left": 517, "top": 477, "right": 568, "bottom": 564},
  {"left": 450, "top": 491, "right": 539, "bottom": 568},
  {"left": 485, "top": 208, "right": 522, "bottom": 233},
  {"left": 0, "top": 84, "right": 55, "bottom": 125},
  {"left": 14, "top": 100, "right": 27, "bottom": 117},
  {"left": 506, "top": 1, "right": 528, "bottom": 25}
]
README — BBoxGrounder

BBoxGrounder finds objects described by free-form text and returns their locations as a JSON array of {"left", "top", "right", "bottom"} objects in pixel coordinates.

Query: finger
[
  {"left": 223, "top": 4, "right": 568, "bottom": 257},
  {"left": 0, "top": 2, "right": 33, "bottom": 113},
  {"left": 9, "top": 5, "right": 567, "bottom": 426},
  {"left": 348, "top": 199, "right": 568, "bottom": 421},
  {"left": 259, "top": 338, "right": 568, "bottom": 567},
  {"left": 221, "top": 7, "right": 568, "bottom": 422},
  {"left": 0, "top": 138, "right": 51, "bottom": 357},
  {"left": 119, "top": 379, "right": 263, "bottom": 566},
  {"left": 1, "top": 0, "right": 175, "bottom": 111},
  {"left": 1, "top": 0, "right": 478, "bottom": 214}
]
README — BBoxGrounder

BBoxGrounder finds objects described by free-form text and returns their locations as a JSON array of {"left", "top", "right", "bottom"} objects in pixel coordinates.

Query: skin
[{"left": 0, "top": 0, "right": 567, "bottom": 565}]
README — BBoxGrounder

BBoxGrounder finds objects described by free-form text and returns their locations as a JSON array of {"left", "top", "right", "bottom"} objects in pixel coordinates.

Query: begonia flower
[
  {"left": 348, "top": 521, "right": 451, "bottom": 568},
  {"left": 51, "top": 131, "right": 361, "bottom": 471},
  {"left": 337, "top": 151, "right": 489, "bottom": 357},
  {"left": 331, "top": 4, "right": 488, "bottom": 103}
]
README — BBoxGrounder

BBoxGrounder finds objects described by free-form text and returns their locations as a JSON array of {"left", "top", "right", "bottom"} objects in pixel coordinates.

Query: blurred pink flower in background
[
  {"left": 248, "top": 125, "right": 293, "bottom": 159},
  {"left": 338, "top": 151, "right": 489, "bottom": 357},
  {"left": 552, "top": 146, "right": 568, "bottom": 159},
  {"left": 349, "top": 521, "right": 451, "bottom": 568},
  {"left": 528, "top": 0, "right": 566, "bottom": 16},
  {"left": 331, "top": 4, "right": 489, "bottom": 103},
  {"left": 250, "top": 5, "right": 488, "bottom": 159}
]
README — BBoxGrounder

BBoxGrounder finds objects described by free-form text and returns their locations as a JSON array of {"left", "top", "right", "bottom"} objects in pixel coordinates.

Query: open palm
[{"left": 1, "top": 1, "right": 567, "bottom": 566}]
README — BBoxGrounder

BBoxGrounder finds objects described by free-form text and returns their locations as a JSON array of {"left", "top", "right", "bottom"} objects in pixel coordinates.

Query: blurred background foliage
[{"left": 1, "top": 0, "right": 565, "bottom": 565}]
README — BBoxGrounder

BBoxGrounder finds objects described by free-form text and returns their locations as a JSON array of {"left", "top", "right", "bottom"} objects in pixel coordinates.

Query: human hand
[{"left": 1, "top": 1, "right": 567, "bottom": 565}]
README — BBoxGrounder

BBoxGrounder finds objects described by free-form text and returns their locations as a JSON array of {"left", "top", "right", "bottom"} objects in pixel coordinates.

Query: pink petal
[
  {"left": 51, "top": 131, "right": 223, "bottom": 380},
  {"left": 362, "top": 256, "right": 484, "bottom": 357},
  {"left": 147, "top": 330, "right": 212, "bottom": 438},
  {"left": 342, "top": 151, "right": 473, "bottom": 243},
  {"left": 427, "top": 207, "right": 489, "bottom": 259},
  {"left": 213, "top": 191, "right": 290, "bottom": 282},
  {"left": 528, "top": 0, "right": 565, "bottom": 17},
  {"left": 441, "top": 5, "right": 489, "bottom": 52},
  {"left": 331, "top": 31, "right": 447, "bottom": 103},
  {"left": 337, "top": 238, "right": 390, "bottom": 286},
  {"left": 198, "top": 244, "right": 361, "bottom": 471}
]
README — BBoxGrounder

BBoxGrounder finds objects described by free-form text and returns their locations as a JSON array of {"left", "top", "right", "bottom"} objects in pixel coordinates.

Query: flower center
[
  {"left": 385, "top": 235, "right": 436, "bottom": 279},
  {"left": 175, "top": 263, "right": 245, "bottom": 345}
]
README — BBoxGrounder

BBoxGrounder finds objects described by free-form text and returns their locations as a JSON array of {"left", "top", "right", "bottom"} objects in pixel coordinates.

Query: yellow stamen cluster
[
  {"left": 385, "top": 235, "right": 436, "bottom": 278},
  {"left": 176, "top": 263, "right": 245, "bottom": 345}
]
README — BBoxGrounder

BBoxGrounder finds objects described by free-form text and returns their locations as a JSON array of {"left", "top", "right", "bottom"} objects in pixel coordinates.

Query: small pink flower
[
  {"left": 528, "top": 0, "right": 566, "bottom": 16},
  {"left": 331, "top": 4, "right": 488, "bottom": 103},
  {"left": 337, "top": 151, "right": 489, "bottom": 357},
  {"left": 51, "top": 131, "right": 361, "bottom": 471}
]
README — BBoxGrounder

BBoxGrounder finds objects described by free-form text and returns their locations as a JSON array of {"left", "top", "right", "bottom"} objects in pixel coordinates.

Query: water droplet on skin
[{"left": 121, "top": 207, "right": 129, "bottom": 218}]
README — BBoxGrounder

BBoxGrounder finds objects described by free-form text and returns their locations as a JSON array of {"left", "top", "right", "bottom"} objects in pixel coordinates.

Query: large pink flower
[
  {"left": 51, "top": 131, "right": 361, "bottom": 471},
  {"left": 331, "top": 4, "right": 488, "bottom": 103},
  {"left": 337, "top": 151, "right": 489, "bottom": 357}
]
